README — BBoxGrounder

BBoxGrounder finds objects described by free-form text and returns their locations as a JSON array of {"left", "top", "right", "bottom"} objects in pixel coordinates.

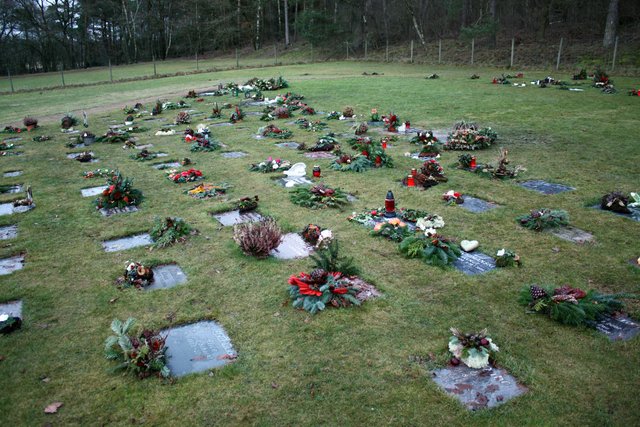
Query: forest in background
[{"left": 0, "top": 0, "right": 638, "bottom": 74}]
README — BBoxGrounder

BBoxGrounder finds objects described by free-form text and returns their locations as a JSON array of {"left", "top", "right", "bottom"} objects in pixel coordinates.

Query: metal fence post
[
  {"left": 471, "top": 38, "right": 475, "bottom": 65},
  {"left": 611, "top": 36, "right": 618, "bottom": 72},
  {"left": 556, "top": 37, "right": 563, "bottom": 70},
  {"left": 7, "top": 68, "right": 14, "bottom": 93},
  {"left": 510, "top": 38, "right": 515, "bottom": 68}
]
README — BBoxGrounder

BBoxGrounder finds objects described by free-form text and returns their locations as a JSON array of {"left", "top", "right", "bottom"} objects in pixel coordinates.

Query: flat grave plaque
[
  {"left": 3, "top": 137, "right": 22, "bottom": 143},
  {"left": 0, "top": 203, "right": 34, "bottom": 216},
  {"left": 548, "top": 226, "right": 594, "bottom": 244},
  {"left": 276, "top": 176, "right": 313, "bottom": 188},
  {"left": 135, "top": 144, "right": 154, "bottom": 150},
  {"left": 410, "top": 153, "right": 439, "bottom": 161},
  {"left": 519, "top": 180, "right": 574, "bottom": 195},
  {"left": 81, "top": 185, "right": 108, "bottom": 197},
  {"left": 245, "top": 111, "right": 262, "bottom": 116},
  {"left": 275, "top": 142, "right": 300, "bottom": 149},
  {"left": 589, "top": 314, "right": 640, "bottom": 341},
  {"left": 156, "top": 153, "right": 169, "bottom": 157},
  {"left": 3, "top": 171, "right": 22, "bottom": 177},
  {"left": 431, "top": 365, "right": 527, "bottom": 410},
  {"left": 460, "top": 196, "right": 499, "bottom": 213},
  {"left": 253, "top": 135, "right": 266, "bottom": 140},
  {"left": 145, "top": 264, "right": 188, "bottom": 290},
  {"left": 453, "top": 252, "right": 496, "bottom": 275},
  {"left": 211, "top": 122, "right": 233, "bottom": 127},
  {"left": 0, "top": 224, "right": 17, "bottom": 240},
  {"left": 221, "top": 151, "right": 248, "bottom": 159},
  {"left": 99, "top": 205, "right": 139, "bottom": 217},
  {"left": 0, "top": 184, "right": 23, "bottom": 194},
  {"left": 67, "top": 152, "right": 98, "bottom": 163},
  {"left": 152, "top": 162, "right": 182, "bottom": 169},
  {"left": 591, "top": 205, "right": 640, "bottom": 222},
  {"left": 212, "top": 210, "right": 263, "bottom": 227},
  {"left": 163, "top": 321, "right": 236, "bottom": 377},
  {"left": 0, "top": 254, "right": 25, "bottom": 275},
  {"left": 102, "top": 233, "right": 153, "bottom": 252},
  {"left": 304, "top": 152, "right": 337, "bottom": 160},
  {"left": 270, "top": 233, "right": 314, "bottom": 260},
  {"left": 0, "top": 300, "right": 22, "bottom": 318}
]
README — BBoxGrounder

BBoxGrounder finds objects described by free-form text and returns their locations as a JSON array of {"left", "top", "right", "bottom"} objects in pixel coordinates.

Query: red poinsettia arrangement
[
  {"left": 288, "top": 270, "right": 360, "bottom": 314},
  {"left": 382, "top": 113, "right": 400, "bottom": 132},
  {"left": 167, "top": 168, "right": 204, "bottom": 183}
]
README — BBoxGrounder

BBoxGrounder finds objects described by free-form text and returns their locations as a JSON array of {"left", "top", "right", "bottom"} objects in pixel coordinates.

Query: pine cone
[
  {"left": 310, "top": 268, "right": 327, "bottom": 283},
  {"left": 530, "top": 285, "right": 548, "bottom": 300}
]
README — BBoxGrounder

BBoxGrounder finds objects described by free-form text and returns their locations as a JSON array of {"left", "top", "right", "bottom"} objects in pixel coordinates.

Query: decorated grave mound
[
  {"left": 289, "top": 184, "right": 350, "bottom": 210},
  {"left": 346, "top": 137, "right": 393, "bottom": 168},
  {"left": 249, "top": 157, "right": 291, "bottom": 173},
  {"left": 457, "top": 149, "right": 525, "bottom": 179},
  {"left": 129, "top": 149, "right": 161, "bottom": 161},
  {"left": 150, "top": 216, "right": 194, "bottom": 248},
  {"left": 295, "top": 118, "right": 327, "bottom": 132},
  {"left": 94, "top": 171, "right": 143, "bottom": 214},
  {"left": 596, "top": 191, "right": 640, "bottom": 221},
  {"left": 298, "top": 134, "right": 339, "bottom": 152},
  {"left": 330, "top": 154, "right": 373, "bottom": 172},
  {"left": 229, "top": 106, "right": 244, "bottom": 123},
  {"left": 116, "top": 261, "right": 188, "bottom": 291},
  {"left": 401, "top": 159, "right": 447, "bottom": 189},
  {"left": 258, "top": 124, "right": 293, "bottom": 139},
  {"left": 410, "top": 130, "right": 441, "bottom": 158},
  {"left": 443, "top": 121, "right": 498, "bottom": 151},
  {"left": 166, "top": 168, "right": 204, "bottom": 183},
  {"left": 185, "top": 183, "right": 230, "bottom": 199}
]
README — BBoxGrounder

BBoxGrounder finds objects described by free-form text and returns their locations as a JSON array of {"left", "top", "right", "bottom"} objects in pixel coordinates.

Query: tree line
[{"left": 0, "top": 0, "right": 635, "bottom": 74}]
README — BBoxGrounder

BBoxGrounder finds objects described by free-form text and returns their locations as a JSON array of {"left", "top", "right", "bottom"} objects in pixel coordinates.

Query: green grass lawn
[{"left": 0, "top": 62, "right": 639, "bottom": 425}]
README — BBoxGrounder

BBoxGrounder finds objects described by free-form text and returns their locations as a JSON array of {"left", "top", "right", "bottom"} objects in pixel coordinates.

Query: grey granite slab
[
  {"left": 0, "top": 254, "right": 25, "bottom": 275},
  {"left": 102, "top": 233, "right": 153, "bottom": 252},
  {"left": 145, "top": 264, "right": 188, "bottom": 290},
  {"left": 212, "top": 210, "right": 263, "bottom": 226},
  {"left": 0, "top": 224, "right": 18, "bottom": 240},
  {"left": 519, "top": 180, "right": 574, "bottom": 195},
  {"left": 270, "top": 233, "right": 313, "bottom": 260},
  {"left": 453, "top": 252, "right": 497, "bottom": 275},
  {"left": 81, "top": 185, "right": 108, "bottom": 197}
]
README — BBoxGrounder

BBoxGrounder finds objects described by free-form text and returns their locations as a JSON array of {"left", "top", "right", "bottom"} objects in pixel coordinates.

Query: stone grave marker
[
  {"left": 80, "top": 185, "right": 108, "bottom": 197},
  {"left": 211, "top": 122, "right": 232, "bottom": 127},
  {"left": 221, "top": 151, "right": 248, "bottom": 159},
  {"left": 244, "top": 111, "right": 262, "bottom": 116},
  {"left": 275, "top": 176, "right": 313, "bottom": 188},
  {"left": 0, "top": 202, "right": 34, "bottom": 216},
  {"left": 548, "top": 226, "right": 594, "bottom": 244},
  {"left": 592, "top": 205, "right": 640, "bottom": 222},
  {"left": 459, "top": 196, "right": 499, "bottom": 213},
  {"left": 0, "top": 184, "right": 23, "bottom": 194},
  {"left": 212, "top": 210, "right": 263, "bottom": 226},
  {"left": 270, "top": 233, "right": 314, "bottom": 260},
  {"left": 0, "top": 224, "right": 18, "bottom": 240},
  {"left": 0, "top": 299, "right": 22, "bottom": 319},
  {"left": 346, "top": 194, "right": 358, "bottom": 203},
  {"left": 3, "top": 171, "right": 22, "bottom": 177},
  {"left": 145, "top": 264, "right": 188, "bottom": 291},
  {"left": 588, "top": 315, "right": 640, "bottom": 341},
  {"left": 431, "top": 365, "right": 527, "bottom": 410},
  {"left": 0, "top": 254, "right": 25, "bottom": 275},
  {"left": 156, "top": 153, "right": 169, "bottom": 157},
  {"left": 410, "top": 153, "right": 438, "bottom": 161},
  {"left": 163, "top": 321, "right": 236, "bottom": 377},
  {"left": 275, "top": 142, "right": 300, "bottom": 149},
  {"left": 99, "top": 206, "right": 139, "bottom": 217},
  {"left": 453, "top": 252, "right": 496, "bottom": 275},
  {"left": 253, "top": 134, "right": 266, "bottom": 140},
  {"left": 519, "top": 180, "right": 574, "bottom": 195},
  {"left": 3, "top": 137, "right": 22, "bottom": 143},
  {"left": 102, "top": 233, "right": 153, "bottom": 252},
  {"left": 152, "top": 161, "right": 182, "bottom": 169},
  {"left": 135, "top": 144, "right": 154, "bottom": 150},
  {"left": 67, "top": 152, "right": 98, "bottom": 162},
  {"left": 304, "top": 152, "right": 337, "bottom": 160}
]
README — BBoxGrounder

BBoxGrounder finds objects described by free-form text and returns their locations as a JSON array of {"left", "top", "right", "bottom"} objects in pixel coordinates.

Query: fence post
[
  {"left": 310, "top": 45, "right": 314, "bottom": 62},
  {"left": 471, "top": 38, "right": 475, "bottom": 65},
  {"left": 235, "top": 48, "right": 239, "bottom": 68},
  {"left": 410, "top": 40, "right": 414, "bottom": 63},
  {"left": 611, "top": 36, "right": 618, "bottom": 72},
  {"left": 274, "top": 44, "right": 278, "bottom": 65},
  {"left": 510, "top": 38, "right": 515, "bottom": 68},
  {"left": 438, "top": 39, "right": 442, "bottom": 63},
  {"left": 364, "top": 39, "right": 368, "bottom": 60},
  {"left": 385, "top": 40, "right": 389, "bottom": 62},
  {"left": 556, "top": 37, "right": 563, "bottom": 70},
  {"left": 196, "top": 52, "right": 199, "bottom": 70},
  {"left": 7, "top": 68, "right": 14, "bottom": 93},
  {"left": 152, "top": 55, "right": 157, "bottom": 76},
  {"left": 108, "top": 58, "right": 113, "bottom": 83},
  {"left": 60, "top": 63, "right": 66, "bottom": 87},
  {"left": 346, "top": 41, "right": 349, "bottom": 60}
]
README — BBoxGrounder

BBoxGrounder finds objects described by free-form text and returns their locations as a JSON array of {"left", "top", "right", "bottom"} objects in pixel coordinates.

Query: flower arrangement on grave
[
  {"left": 166, "top": 168, "right": 204, "bottom": 183},
  {"left": 495, "top": 249, "right": 522, "bottom": 267},
  {"left": 444, "top": 124, "right": 498, "bottom": 151},
  {"left": 249, "top": 76, "right": 288, "bottom": 91},
  {"left": 23, "top": 117, "right": 38, "bottom": 130},
  {"left": 300, "top": 105, "right": 315, "bottom": 115},
  {"left": 572, "top": 68, "right": 587, "bottom": 80},
  {"left": 326, "top": 111, "right": 340, "bottom": 120},
  {"left": 0, "top": 312, "right": 21, "bottom": 334},
  {"left": 426, "top": 73, "right": 439, "bottom": 79},
  {"left": 448, "top": 328, "right": 499, "bottom": 369},
  {"left": 125, "top": 115, "right": 135, "bottom": 124},
  {"left": 60, "top": 114, "right": 78, "bottom": 130},
  {"left": 175, "top": 111, "right": 191, "bottom": 125},
  {"left": 94, "top": 172, "right": 144, "bottom": 210},
  {"left": 233, "top": 217, "right": 283, "bottom": 258},
  {"left": 369, "top": 144, "right": 393, "bottom": 168},
  {"left": 211, "top": 103, "right": 222, "bottom": 118},
  {"left": 516, "top": 208, "right": 569, "bottom": 231},
  {"left": 354, "top": 122, "right": 368, "bottom": 135},
  {"left": 230, "top": 195, "right": 258, "bottom": 213},
  {"left": 75, "top": 151, "right": 95, "bottom": 162},
  {"left": 457, "top": 154, "right": 473, "bottom": 169},
  {"left": 151, "top": 100, "right": 163, "bottom": 115},
  {"left": 279, "top": 91, "right": 304, "bottom": 103},
  {"left": 229, "top": 106, "right": 244, "bottom": 123},
  {"left": 185, "top": 182, "right": 230, "bottom": 199},
  {"left": 0, "top": 142, "right": 14, "bottom": 150},
  {"left": 397, "top": 208, "right": 429, "bottom": 223},
  {"left": 410, "top": 130, "right": 439, "bottom": 145},
  {"left": 249, "top": 157, "right": 291, "bottom": 173},
  {"left": 492, "top": 74, "right": 510, "bottom": 84},
  {"left": 341, "top": 106, "right": 355, "bottom": 119},
  {"left": 259, "top": 124, "right": 293, "bottom": 139},
  {"left": 600, "top": 191, "right": 631, "bottom": 214},
  {"left": 104, "top": 318, "right": 170, "bottom": 378},
  {"left": 290, "top": 184, "right": 349, "bottom": 210},
  {"left": 592, "top": 68, "right": 610, "bottom": 85},
  {"left": 628, "top": 89, "right": 640, "bottom": 96},
  {"left": 190, "top": 137, "right": 222, "bottom": 152},
  {"left": 295, "top": 118, "right": 327, "bottom": 132},
  {"left": 96, "top": 130, "right": 130, "bottom": 143},
  {"left": 185, "top": 89, "right": 197, "bottom": 98},
  {"left": 150, "top": 216, "right": 193, "bottom": 248},
  {"left": 32, "top": 135, "right": 51, "bottom": 142},
  {"left": 301, "top": 224, "right": 333, "bottom": 249},
  {"left": 370, "top": 108, "right": 381, "bottom": 122},
  {"left": 415, "top": 213, "right": 445, "bottom": 231},
  {"left": 261, "top": 106, "right": 292, "bottom": 121},
  {"left": 399, "top": 234, "right": 461, "bottom": 267},
  {"left": 83, "top": 168, "right": 116, "bottom": 179},
  {"left": 348, "top": 207, "right": 386, "bottom": 226},
  {"left": 442, "top": 190, "right": 464, "bottom": 205},
  {"left": 520, "top": 284, "right": 637, "bottom": 327},
  {"left": 347, "top": 136, "right": 372, "bottom": 153},
  {"left": 473, "top": 148, "right": 524, "bottom": 179},
  {"left": 117, "top": 261, "right": 154, "bottom": 289},
  {"left": 382, "top": 113, "right": 400, "bottom": 132},
  {"left": 298, "top": 134, "right": 338, "bottom": 152},
  {"left": 404, "top": 159, "right": 447, "bottom": 189},
  {"left": 470, "top": 74, "right": 480, "bottom": 79},
  {"left": 181, "top": 157, "right": 193, "bottom": 166},
  {"left": 163, "top": 100, "right": 190, "bottom": 110},
  {"left": 2, "top": 125, "right": 23, "bottom": 133},
  {"left": 371, "top": 218, "right": 413, "bottom": 242},
  {"left": 130, "top": 149, "right": 158, "bottom": 161},
  {"left": 330, "top": 154, "right": 373, "bottom": 172},
  {"left": 155, "top": 127, "right": 174, "bottom": 136}
]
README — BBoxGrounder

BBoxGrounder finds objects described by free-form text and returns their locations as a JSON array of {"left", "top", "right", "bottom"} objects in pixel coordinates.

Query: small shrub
[
  {"left": 310, "top": 239, "right": 360, "bottom": 276},
  {"left": 150, "top": 216, "right": 193, "bottom": 248},
  {"left": 233, "top": 217, "right": 283, "bottom": 258},
  {"left": 516, "top": 208, "right": 569, "bottom": 231},
  {"left": 61, "top": 114, "right": 78, "bottom": 129},
  {"left": 23, "top": 117, "right": 38, "bottom": 128}
]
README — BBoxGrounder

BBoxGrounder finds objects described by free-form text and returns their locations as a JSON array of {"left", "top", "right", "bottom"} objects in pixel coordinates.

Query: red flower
[
  {"left": 331, "top": 287, "right": 348, "bottom": 294},
  {"left": 288, "top": 274, "right": 322, "bottom": 296}
]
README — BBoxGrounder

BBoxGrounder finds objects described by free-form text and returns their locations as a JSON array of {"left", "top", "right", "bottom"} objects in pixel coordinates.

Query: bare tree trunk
[
  {"left": 382, "top": 0, "right": 389, "bottom": 50},
  {"left": 284, "top": 0, "right": 290, "bottom": 46},
  {"left": 236, "top": 0, "right": 241, "bottom": 45},
  {"left": 489, "top": 0, "right": 497, "bottom": 48},
  {"left": 405, "top": 0, "right": 426, "bottom": 50},
  {"left": 603, "top": 0, "right": 619, "bottom": 48},
  {"left": 294, "top": 0, "right": 298, "bottom": 41},
  {"left": 333, "top": 0, "right": 337, "bottom": 24},
  {"left": 255, "top": 0, "right": 261, "bottom": 49}
]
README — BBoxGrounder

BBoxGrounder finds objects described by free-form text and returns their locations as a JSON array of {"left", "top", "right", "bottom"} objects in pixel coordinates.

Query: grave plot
[
  {"left": 519, "top": 180, "right": 574, "bottom": 195},
  {"left": 0, "top": 202, "right": 35, "bottom": 216},
  {"left": 210, "top": 122, "right": 233, "bottom": 127},
  {"left": 80, "top": 185, "right": 108, "bottom": 197},
  {"left": 275, "top": 142, "right": 300, "bottom": 149},
  {"left": 102, "top": 233, "right": 153, "bottom": 252},
  {"left": 99, "top": 205, "right": 139, "bottom": 217},
  {"left": 431, "top": 365, "right": 527, "bottom": 410},
  {"left": 453, "top": 252, "right": 497, "bottom": 275},
  {"left": 275, "top": 176, "right": 314, "bottom": 188},
  {"left": 588, "top": 315, "right": 640, "bottom": 341},
  {"left": 163, "top": 321, "right": 236, "bottom": 377},
  {"left": 548, "top": 226, "right": 594, "bottom": 244},
  {"left": 0, "top": 224, "right": 18, "bottom": 240},
  {"left": 3, "top": 170, "right": 22, "bottom": 177},
  {"left": 304, "top": 152, "right": 337, "bottom": 160},
  {"left": 212, "top": 210, "right": 263, "bottom": 226},
  {"left": 145, "top": 264, "right": 188, "bottom": 291},
  {"left": 270, "top": 233, "right": 314, "bottom": 260},
  {"left": 0, "top": 254, "right": 25, "bottom": 275},
  {"left": 0, "top": 184, "right": 23, "bottom": 194},
  {"left": 0, "top": 300, "right": 23, "bottom": 334},
  {"left": 592, "top": 205, "right": 640, "bottom": 222},
  {"left": 152, "top": 161, "right": 182, "bottom": 169},
  {"left": 221, "top": 151, "right": 248, "bottom": 159},
  {"left": 592, "top": 193, "right": 640, "bottom": 222},
  {"left": 67, "top": 152, "right": 98, "bottom": 163},
  {"left": 459, "top": 196, "right": 500, "bottom": 213}
]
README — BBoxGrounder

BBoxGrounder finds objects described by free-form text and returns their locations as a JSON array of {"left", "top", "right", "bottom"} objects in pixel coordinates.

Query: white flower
[
  {"left": 448, "top": 340, "right": 463, "bottom": 358},
  {"left": 416, "top": 215, "right": 445, "bottom": 230},
  {"left": 272, "top": 163, "right": 279, "bottom": 169},
  {"left": 0, "top": 314, "right": 9, "bottom": 322},
  {"left": 462, "top": 350, "right": 490, "bottom": 369},
  {"left": 316, "top": 229, "right": 333, "bottom": 248},
  {"left": 444, "top": 190, "right": 455, "bottom": 197},
  {"left": 404, "top": 152, "right": 411, "bottom": 157},
  {"left": 424, "top": 228, "right": 437, "bottom": 237},
  {"left": 126, "top": 262, "right": 136, "bottom": 271},
  {"left": 497, "top": 249, "right": 506, "bottom": 257}
]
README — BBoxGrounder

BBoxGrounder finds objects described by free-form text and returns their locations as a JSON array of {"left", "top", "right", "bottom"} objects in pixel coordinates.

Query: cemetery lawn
[{"left": 0, "top": 62, "right": 638, "bottom": 425}]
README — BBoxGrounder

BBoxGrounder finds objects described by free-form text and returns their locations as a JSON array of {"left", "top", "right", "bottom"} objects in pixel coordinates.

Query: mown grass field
[{"left": 0, "top": 62, "right": 639, "bottom": 426}]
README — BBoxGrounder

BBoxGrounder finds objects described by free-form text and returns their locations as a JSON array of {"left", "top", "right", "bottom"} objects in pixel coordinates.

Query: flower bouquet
[
  {"left": 370, "top": 218, "right": 413, "bottom": 242},
  {"left": 167, "top": 168, "right": 204, "bottom": 183},
  {"left": 288, "top": 270, "right": 361, "bottom": 315},
  {"left": 398, "top": 208, "right": 431, "bottom": 223},
  {"left": 211, "top": 103, "right": 222, "bottom": 118},
  {"left": 495, "top": 249, "right": 522, "bottom": 267},
  {"left": 249, "top": 157, "right": 291, "bottom": 173},
  {"left": 129, "top": 149, "right": 158, "bottom": 161},
  {"left": 348, "top": 207, "right": 386, "bottom": 226},
  {"left": 298, "top": 134, "right": 338, "bottom": 152},
  {"left": 175, "top": 111, "right": 191, "bottom": 125},
  {"left": 330, "top": 154, "right": 372, "bottom": 172},
  {"left": 33, "top": 135, "right": 52, "bottom": 142},
  {"left": 370, "top": 109, "right": 380, "bottom": 122},
  {"left": 442, "top": 190, "right": 464, "bottom": 205},
  {"left": 229, "top": 106, "right": 244, "bottom": 123},
  {"left": 235, "top": 195, "right": 259, "bottom": 213},
  {"left": 150, "top": 216, "right": 193, "bottom": 248},
  {"left": 2, "top": 126, "right": 23, "bottom": 133},
  {"left": 0, "top": 312, "right": 21, "bottom": 334},
  {"left": 354, "top": 122, "right": 369, "bottom": 135},
  {"left": 61, "top": 114, "right": 78, "bottom": 129},
  {"left": 382, "top": 113, "right": 400, "bottom": 132},
  {"left": 259, "top": 124, "right": 293, "bottom": 139},
  {"left": 473, "top": 148, "right": 524, "bottom": 179},
  {"left": 399, "top": 234, "right": 460, "bottom": 267},
  {"left": 341, "top": 106, "right": 355, "bottom": 119},
  {"left": 83, "top": 168, "right": 116, "bottom": 179},
  {"left": 444, "top": 125, "right": 498, "bottom": 151},
  {"left": 185, "top": 183, "right": 231, "bottom": 199},
  {"left": 301, "top": 224, "right": 333, "bottom": 249},
  {"left": 600, "top": 191, "right": 632, "bottom": 214},
  {"left": 300, "top": 105, "right": 315, "bottom": 115},
  {"left": 516, "top": 208, "right": 569, "bottom": 231},
  {"left": 290, "top": 184, "right": 349, "bottom": 210},
  {"left": 326, "top": 111, "right": 340, "bottom": 120},
  {"left": 94, "top": 172, "right": 143, "bottom": 210},
  {"left": 118, "top": 261, "right": 154, "bottom": 289},
  {"left": 295, "top": 118, "right": 327, "bottom": 132},
  {"left": 448, "top": 328, "right": 499, "bottom": 369},
  {"left": 190, "top": 137, "right": 222, "bottom": 152}
]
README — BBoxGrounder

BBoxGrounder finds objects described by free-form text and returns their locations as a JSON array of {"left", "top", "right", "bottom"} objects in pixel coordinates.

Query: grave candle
[
  {"left": 411, "top": 168, "right": 417, "bottom": 177},
  {"left": 312, "top": 165, "right": 321, "bottom": 177},
  {"left": 407, "top": 175, "right": 415, "bottom": 187},
  {"left": 384, "top": 190, "right": 396, "bottom": 218},
  {"left": 470, "top": 156, "right": 477, "bottom": 169},
  {"left": 375, "top": 155, "right": 382, "bottom": 167},
  {"left": 381, "top": 139, "right": 388, "bottom": 149},
  {"left": 405, "top": 121, "right": 410, "bottom": 131}
]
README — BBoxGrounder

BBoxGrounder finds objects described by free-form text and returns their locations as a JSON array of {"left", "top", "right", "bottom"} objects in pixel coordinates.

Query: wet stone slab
[
  {"left": 212, "top": 210, "right": 263, "bottom": 226},
  {"left": 3, "top": 171, "right": 22, "bottom": 177},
  {"left": 221, "top": 151, "right": 248, "bottom": 159},
  {"left": 275, "top": 176, "right": 313, "bottom": 188},
  {"left": 163, "top": 321, "right": 236, "bottom": 377},
  {"left": 0, "top": 184, "right": 23, "bottom": 194},
  {"left": 102, "top": 233, "right": 153, "bottom": 252},
  {"left": 152, "top": 162, "right": 182, "bottom": 169},
  {"left": 3, "top": 137, "right": 22, "bottom": 143},
  {"left": 431, "top": 365, "right": 527, "bottom": 410},
  {"left": 211, "top": 122, "right": 233, "bottom": 127},
  {"left": 80, "top": 185, "right": 108, "bottom": 197},
  {"left": 453, "top": 252, "right": 497, "bottom": 275},
  {"left": 99, "top": 205, "right": 139, "bottom": 217},
  {"left": 519, "top": 180, "right": 574, "bottom": 195},
  {"left": 0, "top": 224, "right": 18, "bottom": 240},
  {"left": 589, "top": 314, "right": 640, "bottom": 341},
  {"left": 592, "top": 205, "right": 640, "bottom": 222},
  {"left": 304, "top": 152, "right": 337, "bottom": 160},
  {"left": 548, "top": 226, "right": 594, "bottom": 244},
  {"left": 275, "top": 142, "right": 300, "bottom": 149},
  {"left": 145, "top": 264, "right": 188, "bottom": 291},
  {"left": 460, "top": 196, "right": 499, "bottom": 213},
  {"left": 270, "top": 233, "right": 314, "bottom": 260},
  {"left": 0, "top": 254, "right": 25, "bottom": 275},
  {"left": 67, "top": 152, "right": 98, "bottom": 163},
  {"left": 410, "top": 153, "right": 439, "bottom": 161},
  {"left": 0, "top": 203, "right": 34, "bottom": 216},
  {"left": 0, "top": 300, "right": 22, "bottom": 318},
  {"left": 135, "top": 144, "right": 154, "bottom": 150}
]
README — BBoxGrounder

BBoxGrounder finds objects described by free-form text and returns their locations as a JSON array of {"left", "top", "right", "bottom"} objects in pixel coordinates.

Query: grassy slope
[{"left": 0, "top": 62, "right": 638, "bottom": 425}]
